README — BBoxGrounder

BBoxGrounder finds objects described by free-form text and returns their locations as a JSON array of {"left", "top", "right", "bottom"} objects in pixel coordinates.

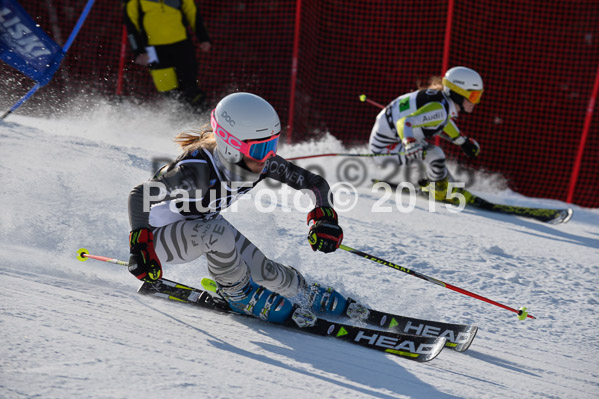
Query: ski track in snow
[{"left": 1, "top": 105, "right": 598, "bottom": 399}]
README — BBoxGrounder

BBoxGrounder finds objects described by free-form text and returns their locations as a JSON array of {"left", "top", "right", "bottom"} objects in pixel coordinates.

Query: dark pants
[{"left": 149, "top": 39, "right": 206, "bottom": 108}]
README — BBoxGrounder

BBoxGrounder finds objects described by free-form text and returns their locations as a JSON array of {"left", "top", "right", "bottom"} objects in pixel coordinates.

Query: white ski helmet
[
  {"left": 211, "top": 92, "right": 281, "bottom": 163},
  {"left": 442, "top": 66, "right": 484, "bottom": 105}
]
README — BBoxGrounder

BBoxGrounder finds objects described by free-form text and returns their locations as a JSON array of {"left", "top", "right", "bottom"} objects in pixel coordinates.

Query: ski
[
  {"left": 201, "top": 277, "right": 476, "bottom": 352},
  {"left": 373, "top": 179, "right": 573, "bottom": 224},
  {"left": 347, "top": 299, "right": 478, "bottom": 353},
  {"left": 138, "top": 278, "right": 446, "bottom": 362}
]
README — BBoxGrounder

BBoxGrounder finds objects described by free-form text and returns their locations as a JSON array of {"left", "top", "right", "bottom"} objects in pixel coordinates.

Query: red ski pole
[
  {"left": 77, "top": 248, "right": 129, "bottom": 266},
  {"left": 286, "top": 153, "right": 396, "bottom": 161},
  {"left": 359, "top": 94, "right": 385, "bottom": 109},
  {"left": 339, "top": 244, "right": 535, "bottom": 320}
]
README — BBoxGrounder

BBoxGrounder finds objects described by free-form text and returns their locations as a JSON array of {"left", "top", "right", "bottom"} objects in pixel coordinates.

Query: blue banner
[{"left": 0, "top": 0, "right": 64, "bottom": 86}]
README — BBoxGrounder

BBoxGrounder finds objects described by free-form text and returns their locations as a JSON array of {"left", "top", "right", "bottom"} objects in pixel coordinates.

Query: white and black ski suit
[
  {"left": 369, "top": 89, "right": 469, "bottom": 182},
  {"left": 128, "top": 147, "right": 334, "bottom": 297}
]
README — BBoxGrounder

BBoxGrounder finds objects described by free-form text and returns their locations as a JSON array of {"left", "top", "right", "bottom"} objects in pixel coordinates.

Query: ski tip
[
  {"left": 547, "top": 208, "right": 574, "bottom": 224},
  {"left": 452, "top": 325, "right": 479, "bottom": 353},
  {"left": 426, "top": 337, "right": 447, "bottom": 362},
  {"left": 562, "top": 208, "right": 574, "bottom": 224},
  {"left": 359, "top": 94, "right": 367, "bottom": 102},
  {"left": 383, "top": 336, "right": 446, "bottom": 362},
  {"left": 76, "top": 248, "right": 89, "bottom": 261}
]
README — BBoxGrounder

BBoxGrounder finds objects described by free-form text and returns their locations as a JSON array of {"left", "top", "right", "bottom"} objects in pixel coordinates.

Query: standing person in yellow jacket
[{"left": 123, "top": 0, "right": 212, "bottom": 110}]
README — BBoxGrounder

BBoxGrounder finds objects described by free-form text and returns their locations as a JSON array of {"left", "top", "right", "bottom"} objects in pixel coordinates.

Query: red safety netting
[
  {"left": 1, "top": 0, "right": 598, "bottom": 207},
  {"left": 444, "top": 0, "right": 599, "bottom": 207}
]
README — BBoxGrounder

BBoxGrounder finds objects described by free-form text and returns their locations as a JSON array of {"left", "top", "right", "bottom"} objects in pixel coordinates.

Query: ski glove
[
  {"left": 461, "top": 137, "right": 480, "bottom": 158},
  {"left": 402, "top": 137, "right": 424, "bottom": 161},
  {"left": 307, "top": 207, "right": 344, "bottom": 253},
  {"left": 128, "top": 228, "right": 162, "bottom": 282}
]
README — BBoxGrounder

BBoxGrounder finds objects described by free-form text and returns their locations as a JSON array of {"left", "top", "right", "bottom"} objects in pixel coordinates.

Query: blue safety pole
[
  {"left": 62, "top": 0, "right": 96, "bottom": 54},
  {"left": 1, "top": 83, "right": 41, "bottom": 119},
  {"left": 1, "top": 0, "right": 96, "bottom": 119}
]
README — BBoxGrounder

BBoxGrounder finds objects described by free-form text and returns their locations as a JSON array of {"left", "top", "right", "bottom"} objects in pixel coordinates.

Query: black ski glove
[
  {"left": 307, "top": 207, "right": 344, "bottom": 253},
  {"left": 461, "top": 137, "right": 480, "bottom": 158},
  {"left": 129, "top": 228, "right": 162, "bottom": 282}
]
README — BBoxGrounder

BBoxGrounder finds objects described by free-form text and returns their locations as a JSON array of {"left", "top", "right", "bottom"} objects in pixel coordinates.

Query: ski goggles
[
  {"left": 211, "top": 110, "right": 280, "bottom": 162},
  {"left": 442, "top": 79, "right": 484, "bottom": 104},
  {"left": 465, "top": 89, "right": 483, "bottom": 104}
]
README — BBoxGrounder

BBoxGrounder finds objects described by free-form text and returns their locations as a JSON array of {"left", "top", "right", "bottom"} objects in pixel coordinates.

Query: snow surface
[{"left": 1, "top": 99, "right": 598, "bottom": 399}]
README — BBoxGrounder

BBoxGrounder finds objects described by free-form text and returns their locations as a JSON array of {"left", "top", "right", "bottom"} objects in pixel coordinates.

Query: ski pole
[
  {"left": 284, "top": 94, "right": 388, "bottom": 161},
  {"left": 76, "top": 248, "right": 129, "bottom": 266},
  {"left": 339, "top": 244, "right": 535, "bottom": 320},
  {"left": 286, "top": 153, "right": 396, "bottom": 161},
  {"left": 359, "top": 92, "right": 442, "bottom": 147},
  {"left": 359, "top": 94, "right": 385, "bottom": 110}
]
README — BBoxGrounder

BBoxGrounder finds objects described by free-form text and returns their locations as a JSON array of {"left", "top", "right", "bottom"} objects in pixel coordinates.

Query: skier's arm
[
  {"left": 395, "top": 102, "right": 448, "bottom": 160},
  {"left": 181, "top": 0, "right": 211, "bottom": 44},
  {"left": 122, "top": 0, "right": 147, "bottom": 57},
  {"left": 128, "top": 161, "right": 211, "bottom": 230},
  {"left": 440, "top": 120, "right": 480, "bottom": 158},
  {"left": 439, "top": 119, "right": 462, "bottom": 143},
  {"left": 262, "top": 156, "right": 342, "bottom": 253},
  {"left": 395, "top": 102, "right": 447, "bottom": 142},
  {"left": 264, "top": 155, "right": 333, "bottom": 208}
]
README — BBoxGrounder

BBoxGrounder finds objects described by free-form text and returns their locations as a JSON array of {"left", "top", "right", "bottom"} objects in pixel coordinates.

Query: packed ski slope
[{"left": 1, "top": 100, "right": 598, "bottom": 399}]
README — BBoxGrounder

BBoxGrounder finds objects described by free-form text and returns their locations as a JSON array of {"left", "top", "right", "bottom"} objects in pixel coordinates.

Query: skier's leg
[
  {"left": 232, "top": 226, "right": 367, "bottom": 320},
  {"left": 153, "top": 216, "right": 308, "bottom": 325},
  {"left": 234, "top": 232, "right": 306, "bottom": 298},
  {"left": 152, "top": 215, "right": 300, "bottom": 293},
  {"left": 422, "top": 145, "right": 450, "bottom": 201}
]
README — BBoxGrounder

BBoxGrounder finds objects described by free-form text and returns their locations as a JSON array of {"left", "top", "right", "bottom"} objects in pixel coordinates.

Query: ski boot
[
  {"left": 307, "top": 283, "right": 369, "bottom": 322},
  {"left": 419, "top": 176, "right": 454, "bottom": 202},
  {"left": 218, "top": 274, "right": 316, "bottom": 327}
]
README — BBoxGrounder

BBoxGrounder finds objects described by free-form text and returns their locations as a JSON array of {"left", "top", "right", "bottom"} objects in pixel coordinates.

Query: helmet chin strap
[
  {"left": 449, "top": 90, "right": 465, "bottom": 112},
  {"left": 214, "top": 148, "right": 261, "bottom": 184},
  {"left": 237, "top": 157, "right": 251, "bottom": 169}
]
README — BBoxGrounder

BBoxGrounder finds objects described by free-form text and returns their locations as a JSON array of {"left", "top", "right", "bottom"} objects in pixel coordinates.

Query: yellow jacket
[{"left": 123, "top": 0, "right": 210, "bottom": 53}]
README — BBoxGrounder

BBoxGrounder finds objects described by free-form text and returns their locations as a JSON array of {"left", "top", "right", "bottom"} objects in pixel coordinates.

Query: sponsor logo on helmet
[
  {"left": 220, "top": 111, "right": 236, "bottom": 126},
  {"left": 214, "top": 124, "right": 243, "bottom": 150},
  {"left": 453, "top": 79, "right": 465, "bottom": 85}
]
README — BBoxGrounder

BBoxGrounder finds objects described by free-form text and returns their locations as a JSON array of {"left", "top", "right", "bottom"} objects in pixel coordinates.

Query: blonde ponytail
[
  {"left": 174, "top": 123, "right": 217, "bottom": 152},
  {"left": 417, "top": 76, "right": 443, "bottom": 91}
]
